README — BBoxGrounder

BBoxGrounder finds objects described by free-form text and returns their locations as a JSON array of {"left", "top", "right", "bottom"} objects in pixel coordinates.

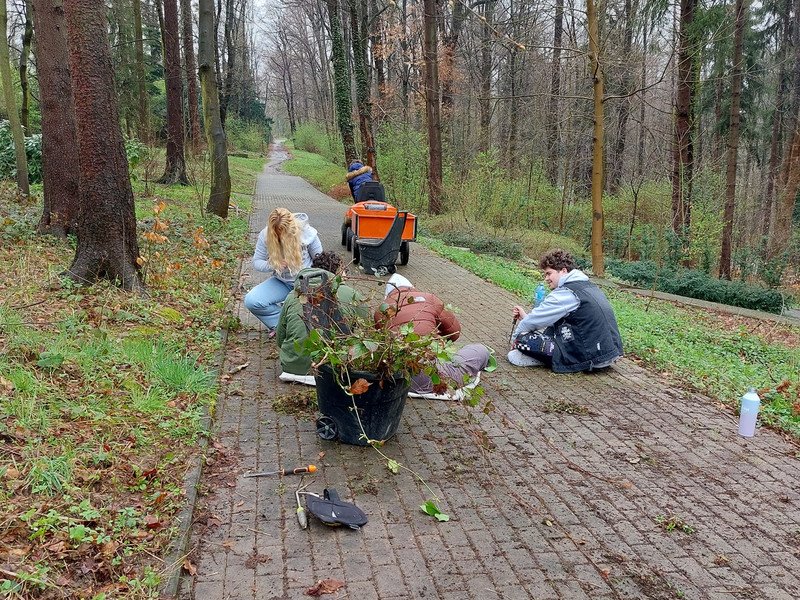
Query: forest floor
[{"left": 177, "top": 142, "right": 800, "bottom": 600}]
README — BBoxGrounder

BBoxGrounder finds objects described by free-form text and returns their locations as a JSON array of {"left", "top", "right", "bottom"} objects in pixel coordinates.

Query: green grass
[
  {"left": 281, "top": 144, "right": 345, "bottom": 195},
  {"left": 0, "top": 149, "right": 263, "bottom": 598},
  {"left": 422, "top": 237, "right": 800, "bottom": 437}
]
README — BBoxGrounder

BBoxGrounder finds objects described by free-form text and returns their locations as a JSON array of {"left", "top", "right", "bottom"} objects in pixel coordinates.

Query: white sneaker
[{"left": 507, "top": 349, "right": 545, "bottom": 367}]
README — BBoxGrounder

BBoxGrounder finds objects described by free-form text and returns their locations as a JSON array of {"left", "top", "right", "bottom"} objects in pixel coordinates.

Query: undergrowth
[{"left": 0, "top": 153, "right": 259, "bottom": 598}]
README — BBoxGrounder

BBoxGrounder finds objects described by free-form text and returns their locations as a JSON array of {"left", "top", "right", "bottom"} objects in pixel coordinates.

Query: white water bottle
[{"left": 738, "top": 388, "right": 760, "bottom": 437}]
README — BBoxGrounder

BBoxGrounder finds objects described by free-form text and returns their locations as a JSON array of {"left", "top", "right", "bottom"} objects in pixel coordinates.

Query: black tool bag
[{"left": 305, "top": 489, "right": 368, "bottom": 530}]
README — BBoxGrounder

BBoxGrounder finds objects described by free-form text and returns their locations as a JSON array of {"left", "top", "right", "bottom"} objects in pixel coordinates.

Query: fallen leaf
[
  {"left": 600, "top": 567, "right": 611, "bottom": 580},
  {"left": 143, "top": 515, "right": 163, "bottom": 529},
  {"left": 305, "top": 578, "right": 346, "bottom": 596},
  {"left": 222, "top": 539, "right": 234, "bottom": 551},
  {"left": 228, "top": 361, "right": 250, "bottom": 375},
  {"left": 183, "top": 559, "right": 197, "bottom": 576},
  {"left": 542, "top": 519, "right": 553, "bottom": 527},
  {"left": 0, "top": 376, "right": 14, "bottom": 393},
  {"left": 348, "top": 378, "right": 370, "bottom": 395},
  {"left": 627, "top": 457, "right": 640, "bottom": 464},
  {"left": 318, "top": 451, "right": 326, "bottom": 460},
  {"left": 101, "top": 540, "right": 120, "bottom": 557}
]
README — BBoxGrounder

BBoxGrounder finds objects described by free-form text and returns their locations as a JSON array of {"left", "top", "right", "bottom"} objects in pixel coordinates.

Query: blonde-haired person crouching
[{"left": 244, "top": 208, "right": 322, "bottom": 337}]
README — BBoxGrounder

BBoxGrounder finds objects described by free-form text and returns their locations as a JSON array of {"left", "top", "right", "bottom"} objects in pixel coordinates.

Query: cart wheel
[
  {"left": 399, "top": 241, "right": 410, "bottom": 265},
  {"left": 316, "top": 416, "right": 337, "bottom": 441},
  {"left": 346, "top": 228, "right": 353, "bottom": 251},
  {"left": 353, "top": 239, "right": 360, "bottom": 264},
  {"left": 341, "top": 222, "right": 348, "bottom": 246}
]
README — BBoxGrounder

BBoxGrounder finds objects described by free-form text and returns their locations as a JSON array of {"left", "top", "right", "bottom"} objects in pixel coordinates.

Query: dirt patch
[{"left": 272, "top": 388, "right": 318, "bottom": 419}]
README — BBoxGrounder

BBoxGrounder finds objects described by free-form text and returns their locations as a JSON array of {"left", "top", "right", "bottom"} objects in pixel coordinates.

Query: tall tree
[
  {"left": 158, "top": 0, "right": 189, "bottom": 184},
  {"left": 587, "top": 0, "right": 605, "bottom": 275},
  {"left": 607, "top": 0, "right": 634, "bottom": 194},
  {"left": 181, "top": 0, "right": 202, "bottom": 151},
  {"left": 326, "top": 0, "right": 357, "bottom": 163},
  {"left": 671, "top": 0, "right": 698, "bottom": 242},
  {"left": 349, "top": 0, "right": 378, "bottom": 175},
  {"left": 62, "top": 0, "right": 143, "bottom": 291},
  {"left": 32, "top": 0, "right": 80, "bottom": 236},
  {"left": 546, "top": 0, "right": 564, "bottom": 185},
  {"left": 422, "top": 0, "right": 443, "bottom": 213},
  {"left": 0, "top": 1, "right": 30, "bottom": 198},
  {"left": 478, "top": 0, "right": 496, "bottom": 151},
  {"left": 199, "top": 0, "right": 231, "bottom": 217},
  {"left": 719, "top": 0, "right": 747, "bottom": 278},
  {"left": 133, "top": 0, "right": 149, "bottom": 142},
  {"left": 19, "top": 0, "right": 33, "bottom": 131}
]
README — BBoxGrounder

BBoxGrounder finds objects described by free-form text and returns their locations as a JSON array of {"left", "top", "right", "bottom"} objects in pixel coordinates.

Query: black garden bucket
[{"left": 314, "top": 364, "right": 410, "bottom": 446}]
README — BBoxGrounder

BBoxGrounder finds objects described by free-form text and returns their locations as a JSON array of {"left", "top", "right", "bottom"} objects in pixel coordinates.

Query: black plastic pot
[{"left": 314, "top": 364, "right": 410, "bottom": 446}]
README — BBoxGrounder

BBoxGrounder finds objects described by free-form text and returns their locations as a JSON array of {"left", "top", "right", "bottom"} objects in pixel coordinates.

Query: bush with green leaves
[
  {"left": 606, "top": 259, "right": 788, "bottom": 314},
  {"left": 225, "top": 116, "right": 270, "bottom": 154},
  {"left": 292, "top": 122, "right": 342, "bottom": 164},
  {"left": 0, "top": 120, "right": 42, "bottom": 184}
]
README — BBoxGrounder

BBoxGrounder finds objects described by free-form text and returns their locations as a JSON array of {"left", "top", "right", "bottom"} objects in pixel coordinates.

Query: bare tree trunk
[
  {"left": 441, "top": 0, "right": 466, "bottom": 120},
  {"left": 369, "top": 0, "right": 385, "bottom": 94},
  {"left": 719, "top": 0, "right": 746, "bottom": 279},
  {"left": 326, "top": 0, "right": 357, "bottom": 164},
  {"left": 478, "top": 0, "right": 496, "bottom": 151},
  {"left": 607, "top": 0, "right": 633, "bottom": 194},
  {"left": 764, "top": 11, "right": 789, "bottom": 242},
  {"left": 349, "top": 0, "right": 378, "bottom": 176},
  {"left": 199, "top": 0, "right": 231, "bottom": 218},
  {"left": 181, "top": 0, "right": 202, "bottom": 152},
  {"left": 546, "top": 0, "right": 564, "bottom": 185},
  {"left": 671, "top": 0, "right": 696, "bottom": 240},
  {"left": 636, "top": 24, "right": 647, "bottom": 179},
  {"left": 62, "top": 0, "right": 143, "bottom": 291},
  {"left": 158, "top": 0, "right": 189, "bottom": 184},
  {"left": 133, "top": 0, "right": 149, "bottom": 143},
  {"left": 19, "top": 0, "right": 33, "bottom": 131},
  {"left": 771, "top": 122, "right": 800, "bottom": 258},
  {"left": 587, "top": 0, "right": 605, "bottom": 276},
  {"left": 422, "top": 0, "right": 442, "bottom": 213},
  {"left": 32, "top": 0, "right": 80, "bottom": 236},
  {"left": 0, "top": 1, "right": 30, "bottom": 198}
]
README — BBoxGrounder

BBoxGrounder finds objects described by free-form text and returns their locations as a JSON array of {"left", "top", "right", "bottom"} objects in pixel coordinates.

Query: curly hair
[
  {"left": 266, "top": 208, "right": 303, "bottom": 274},
  {"left": 311, "top": 251, "right": 344, "bottom": 274},
  {"left": 539, "top": 248, "right": 578, "bottom": 272}
]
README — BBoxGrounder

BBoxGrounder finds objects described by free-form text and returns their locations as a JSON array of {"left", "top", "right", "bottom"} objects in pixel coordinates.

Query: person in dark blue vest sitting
[
  {"left": 508, "top": 249, "right": 623, "bottom": 372},
  {"left": 345, "top": 160, "right": 374, "bottom": 201}
]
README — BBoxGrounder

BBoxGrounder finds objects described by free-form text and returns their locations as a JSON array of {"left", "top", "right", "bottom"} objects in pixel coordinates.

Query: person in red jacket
[
  {"left": 375, "top": 274, "right": 461, "bottom": 340},
  {"left": 376, "top": 274, "right": 490, "bottom": 400}
]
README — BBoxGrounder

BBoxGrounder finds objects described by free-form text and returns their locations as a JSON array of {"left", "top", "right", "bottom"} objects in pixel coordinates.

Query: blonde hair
[{"left": 266, "top": 208, "right": 303, "bottom": 273}]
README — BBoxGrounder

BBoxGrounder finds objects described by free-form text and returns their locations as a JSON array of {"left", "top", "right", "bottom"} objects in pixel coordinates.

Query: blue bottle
[{"left": 533, "top": 283, "right": 547, "bottom": 308}]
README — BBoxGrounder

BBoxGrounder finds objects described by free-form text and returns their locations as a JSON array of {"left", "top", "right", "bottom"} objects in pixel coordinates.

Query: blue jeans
[{"left": 244, "top": 277, "right": 293, "bottom": 329}]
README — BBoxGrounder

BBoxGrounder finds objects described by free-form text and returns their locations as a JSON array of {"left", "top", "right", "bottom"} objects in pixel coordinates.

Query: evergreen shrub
[
  {"left": 0, "top": 120, "right": 42, "bottom": 184},
  {"left": 605, "top": 258, "right": 787, "bottom": 314}
]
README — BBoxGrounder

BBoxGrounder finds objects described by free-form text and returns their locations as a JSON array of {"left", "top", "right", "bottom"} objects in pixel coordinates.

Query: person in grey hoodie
[
  {"left": 244, "top": 208, "right": 322, "bottom": 336},
  {"left": 508, "top": 249, "right": 623, "bottom": 372}
]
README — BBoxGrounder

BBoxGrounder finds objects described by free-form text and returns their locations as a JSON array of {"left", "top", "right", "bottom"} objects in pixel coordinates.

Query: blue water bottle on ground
[
  {"left": 738, "top": 388, "right": 760, "bottom": 437},
  {"left": 533, "top": 283, "right": 546, "bottom": 308}
]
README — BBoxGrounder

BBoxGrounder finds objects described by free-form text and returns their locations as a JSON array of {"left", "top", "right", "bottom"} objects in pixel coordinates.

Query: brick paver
[{"left": 179, "top": 144, "right": 800, "bottom": 599}]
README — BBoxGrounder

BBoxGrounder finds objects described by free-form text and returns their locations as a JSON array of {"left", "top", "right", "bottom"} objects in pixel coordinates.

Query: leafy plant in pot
[{"left": 298, "top": 273, "right": 457, "bottom": 446}]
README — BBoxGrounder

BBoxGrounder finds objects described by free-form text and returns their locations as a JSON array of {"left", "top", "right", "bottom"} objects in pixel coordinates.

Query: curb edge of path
[{"left": 158, "top": 172, "right": 260, "bottom": 598}]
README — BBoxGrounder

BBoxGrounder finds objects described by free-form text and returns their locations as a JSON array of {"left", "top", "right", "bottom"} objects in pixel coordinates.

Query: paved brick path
[{"left": 179, "top": 145, "right": 800, "bottom": 600}]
